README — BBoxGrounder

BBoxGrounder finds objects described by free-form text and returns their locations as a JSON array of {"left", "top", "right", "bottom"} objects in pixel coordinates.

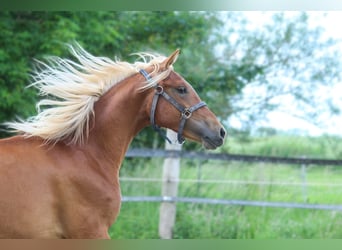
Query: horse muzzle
[{"left": 201, "top": 126, "right": 226, "bottom": 150}]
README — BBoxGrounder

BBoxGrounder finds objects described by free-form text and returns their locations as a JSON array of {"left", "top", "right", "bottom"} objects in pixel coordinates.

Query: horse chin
[{"left": 201, "top": 137, "right": 221, "bottom": 150}]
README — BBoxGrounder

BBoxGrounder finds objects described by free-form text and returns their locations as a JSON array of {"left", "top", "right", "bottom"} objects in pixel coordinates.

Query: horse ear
[{"left": 161, "top": 49, "right": 181, "bottom": 70}]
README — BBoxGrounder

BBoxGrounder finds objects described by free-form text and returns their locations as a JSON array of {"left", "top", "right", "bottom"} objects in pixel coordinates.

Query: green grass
[
  {"left": 223, "top": 134, "right": 342, "bottom": 159},
  {"left": 109, "top": 135, "right": 342, "bottom": 239}
]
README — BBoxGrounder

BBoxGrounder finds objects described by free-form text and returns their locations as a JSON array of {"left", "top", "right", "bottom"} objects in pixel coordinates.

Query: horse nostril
[{"left": 220, "top": 127, "right": 226, "bottom": 138}]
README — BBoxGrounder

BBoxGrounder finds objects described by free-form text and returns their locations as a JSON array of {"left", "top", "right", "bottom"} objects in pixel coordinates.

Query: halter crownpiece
[{"left": 139, "top": 69, "right": 207, "bottom": 144}]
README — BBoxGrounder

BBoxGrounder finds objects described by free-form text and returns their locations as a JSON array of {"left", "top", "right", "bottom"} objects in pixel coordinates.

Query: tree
[
  {"left": 1, "top": 11, "right": 341, "bottom": 145},
  {"left": 215, "top": 12, "right": 342, "bottom": 132}
]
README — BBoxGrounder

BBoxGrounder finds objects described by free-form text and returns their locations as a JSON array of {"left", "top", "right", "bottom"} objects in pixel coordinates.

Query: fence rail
[
  {"left": 119, "top": 176, "right": 342, "bottom": 187},
  {"left": 126, "top": 148, "right": 342, "bottom": 166},
  {"left": 121, "top": 196, "right": 342, "bottom": 211}
]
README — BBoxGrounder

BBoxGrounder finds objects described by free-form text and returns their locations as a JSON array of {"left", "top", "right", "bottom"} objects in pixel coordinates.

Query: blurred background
[{"left": 1, "top": 11, "right": 342, "bottom": 238}]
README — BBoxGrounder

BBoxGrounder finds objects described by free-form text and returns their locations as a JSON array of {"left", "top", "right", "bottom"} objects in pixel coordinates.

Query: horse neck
[{"left": 86, "top": 74, "right": 150, "bottom": 170}]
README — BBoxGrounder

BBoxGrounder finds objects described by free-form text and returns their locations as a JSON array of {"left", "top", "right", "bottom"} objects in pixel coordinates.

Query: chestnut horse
[{"left": 0, "top": 44, "right": 226, "bottom": 238}]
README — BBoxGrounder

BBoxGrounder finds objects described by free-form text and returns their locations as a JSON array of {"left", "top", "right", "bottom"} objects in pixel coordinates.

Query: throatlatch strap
[
  {"left": 139, "top": 69, "right": 172, "bottom": 143},
  {"left": 150, "top": 92, "right": 160, "bottom": 130},
  {"left": 150, "top": 92, "right": 172, "bottom": 144}
]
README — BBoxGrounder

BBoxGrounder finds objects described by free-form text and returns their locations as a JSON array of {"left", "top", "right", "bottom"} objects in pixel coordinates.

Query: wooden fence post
[
  {"left": 301, "top": 156, "right": 308, "bottom": 203},
  {"left": 158, "top": 129, "right": 182, "bottom": 239}
]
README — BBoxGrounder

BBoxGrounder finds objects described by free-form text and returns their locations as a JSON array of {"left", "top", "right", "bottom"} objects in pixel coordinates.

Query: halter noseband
[{"left": 140, "top": 69, "right": 207, "bottom": 144}]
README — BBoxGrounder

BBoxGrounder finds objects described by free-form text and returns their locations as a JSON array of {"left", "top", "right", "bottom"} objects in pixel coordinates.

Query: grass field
[{"left": 109, "top": 135, "right": 342, "bottom": 239}]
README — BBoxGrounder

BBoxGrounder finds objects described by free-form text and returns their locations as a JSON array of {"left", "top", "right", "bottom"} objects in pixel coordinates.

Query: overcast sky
[{"left": 227, "top": 12, "right": 342, "bottom": 136}]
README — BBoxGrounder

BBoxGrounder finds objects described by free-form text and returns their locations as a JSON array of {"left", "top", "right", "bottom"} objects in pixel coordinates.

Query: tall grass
[
  {"left": 109, "top": 135, "right": 342, "bottom": 239},
  {"left": 223, "top": 134, "right": 342, "bottom": 159}
]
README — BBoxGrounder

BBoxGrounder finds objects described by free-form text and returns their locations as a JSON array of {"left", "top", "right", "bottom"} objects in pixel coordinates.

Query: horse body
[
  {"left": 0, "top": 46, "right": 226, "bottom": 238},
  {"left": 0, "top": 74, "right": 147, "bottom": 238}
]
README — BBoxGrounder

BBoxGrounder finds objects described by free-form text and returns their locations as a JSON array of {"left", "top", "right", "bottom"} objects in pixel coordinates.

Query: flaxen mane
[{"left": 5, "top": 43, "right": 172, "bottom": 144}]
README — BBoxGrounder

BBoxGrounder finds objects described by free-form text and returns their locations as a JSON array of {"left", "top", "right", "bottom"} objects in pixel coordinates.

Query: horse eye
[{"left": 176, "top": 86, "right": 187, "bottom": 95}]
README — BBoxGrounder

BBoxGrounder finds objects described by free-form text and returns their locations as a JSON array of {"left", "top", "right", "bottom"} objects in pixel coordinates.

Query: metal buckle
[{"left": 182, "top": 109, "right": 192, "bottom": 119}]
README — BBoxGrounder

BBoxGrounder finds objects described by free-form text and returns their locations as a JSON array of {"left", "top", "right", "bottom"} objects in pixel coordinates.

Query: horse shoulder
[
  {"left": 0, "top": 136, "right": 120, "bottom": 238},
  {"left": 44, "top": 143, "right": 121, "bottom": 238}
]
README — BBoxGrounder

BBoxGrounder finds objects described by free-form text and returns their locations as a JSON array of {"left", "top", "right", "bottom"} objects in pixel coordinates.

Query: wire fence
[
  {"left": 119, "top": 177, "right": 342, "bottom": 187},
  {"left": 121, "top": 196, "right": 342, "bottom": 211},
  {"left": 125, "top": 148, "right": 342, "bottom": 166},
  {"left": 121, "top": 148, "right": 342, "bottom": 211}
]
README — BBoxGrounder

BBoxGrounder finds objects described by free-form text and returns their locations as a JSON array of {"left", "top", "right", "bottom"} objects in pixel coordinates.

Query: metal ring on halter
[{"left": 155, "top": 85, "right": 164, "bottom": 95}]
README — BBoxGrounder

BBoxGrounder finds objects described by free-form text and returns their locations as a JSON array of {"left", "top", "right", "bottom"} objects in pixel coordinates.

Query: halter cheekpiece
[{"left": 139, "top": 69, "right": 207, "bottom": 144}]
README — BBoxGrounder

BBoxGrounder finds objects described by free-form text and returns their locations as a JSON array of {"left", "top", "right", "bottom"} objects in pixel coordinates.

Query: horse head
[{"left": 141, "top": 49, "right": 226, "bottom": 149}]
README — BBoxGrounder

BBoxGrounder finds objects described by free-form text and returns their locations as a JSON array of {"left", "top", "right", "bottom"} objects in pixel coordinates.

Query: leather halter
[{"left": 140, "top": 69, "right": 207, "bottom": 144}]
